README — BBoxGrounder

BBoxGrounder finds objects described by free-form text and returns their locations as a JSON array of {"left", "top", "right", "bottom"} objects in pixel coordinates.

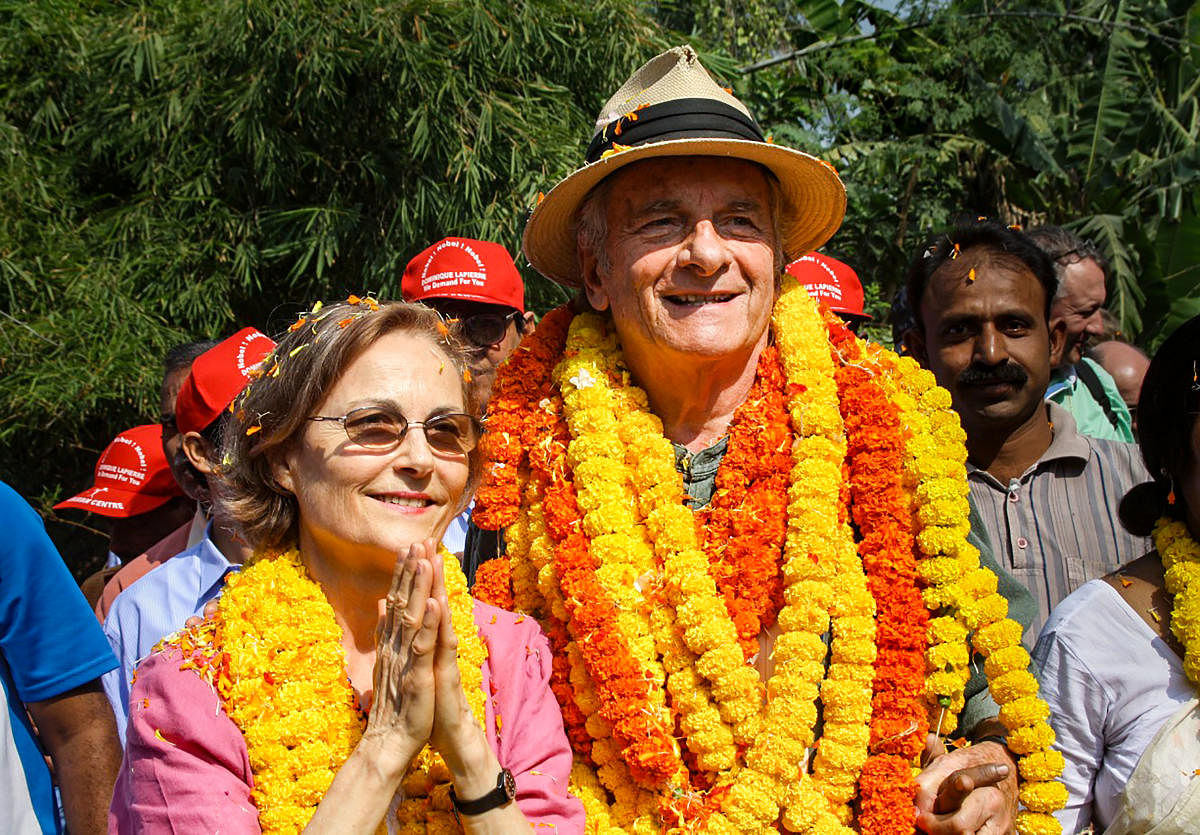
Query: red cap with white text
[
  {"left": 785, "top": 252, "right": 870, "bottom": 320},
  {"left": 54, "top": 424, "right": 184, "bottom": 517},
  {"left": 401, "top": 237, "right": 525, "bottom": 312},
  {"left": 174, "top": 327, "right": 276, "bottom": 435}
]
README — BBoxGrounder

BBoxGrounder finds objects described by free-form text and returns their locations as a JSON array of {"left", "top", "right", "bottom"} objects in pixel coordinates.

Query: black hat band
[{"left": 585, "top": 98, "right": 765, "bottom": 164}]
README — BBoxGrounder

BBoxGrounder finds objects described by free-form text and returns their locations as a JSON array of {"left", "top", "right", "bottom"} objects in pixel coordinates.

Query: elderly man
[
  {"left": 468, "top": 47, "right": 1054, "bottom": 833},
  {"left": 1027, "top": 226, "right": 1134, "bottom": 443}
]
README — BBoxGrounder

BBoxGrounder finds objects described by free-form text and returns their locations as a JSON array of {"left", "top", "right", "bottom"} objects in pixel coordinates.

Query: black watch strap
[{"left": 450, "top": 768, "right": 516, "bottom": 816}]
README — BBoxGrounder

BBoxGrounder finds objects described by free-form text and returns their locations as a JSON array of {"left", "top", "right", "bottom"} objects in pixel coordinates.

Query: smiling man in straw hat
[{"left": 468, "top": 46, "right": 1047, "bottom": 833}]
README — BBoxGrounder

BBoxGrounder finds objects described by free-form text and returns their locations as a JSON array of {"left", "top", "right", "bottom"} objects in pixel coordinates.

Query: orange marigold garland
[
  {"left": 697, "top": 344, "right": 789, "bottom": 660},
  {"left": 828, "top": 315, "right": 929, "bottom": 830},
  {"left": 473, "top": 305, "right": 573, "bottom": 530},
  {"left": 471, "top": 282, "right": 1066, "bottom": 832},
  {"left": 471, "top": 556, "right": 513, "bottom": 610}
]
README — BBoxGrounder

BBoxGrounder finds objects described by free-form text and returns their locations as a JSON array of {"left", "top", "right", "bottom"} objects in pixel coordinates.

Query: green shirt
[{"left": 1046, "top": 358, "right": 1135, "bottom": 443}]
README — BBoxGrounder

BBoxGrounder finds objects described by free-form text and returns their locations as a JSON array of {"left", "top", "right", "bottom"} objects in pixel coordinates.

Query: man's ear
[
  {"left": 903, "top": 327, "right": 929, "bottom": 367},
  {"left": 181, "top": 432, "right": 218, "bottom": 476},
  {"left": 1048, "top": 316, "right": 1068, "bottom": 368},
  {"left": 520, "top": 311, "right": 537, "bottom": 337},
  {"left": 579, "top": 248, "right": 611, "bottom": 312}
]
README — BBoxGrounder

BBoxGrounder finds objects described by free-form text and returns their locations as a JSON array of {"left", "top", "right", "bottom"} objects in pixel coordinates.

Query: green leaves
[{"left": 0, "top": 0, "right": 666, "bottom": 559}]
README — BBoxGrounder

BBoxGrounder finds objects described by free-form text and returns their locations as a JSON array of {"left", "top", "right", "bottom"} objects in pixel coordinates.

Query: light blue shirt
[
  {"left": 101, "top": 527, "right": 238, "bottom": 742},
  {"left": 443, "top": 502, "right": 473, "bottom": 555}
]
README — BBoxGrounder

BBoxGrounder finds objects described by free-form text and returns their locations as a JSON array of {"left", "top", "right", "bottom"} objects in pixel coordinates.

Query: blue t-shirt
[{"left": 1, "top": 481, "right": 118, "bottom": 833}]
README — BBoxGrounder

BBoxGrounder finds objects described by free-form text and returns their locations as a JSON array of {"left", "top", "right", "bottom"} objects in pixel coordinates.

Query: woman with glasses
[{"left": 110, "top": 299, "right": 582, "bottom": 833}]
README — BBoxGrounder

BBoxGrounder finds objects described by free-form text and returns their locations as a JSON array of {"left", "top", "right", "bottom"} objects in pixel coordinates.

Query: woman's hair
[
  {"left": 1117, "top": 313, "right": 1200, "bottom": 536},
  {"left": 216, "top": 299, "right": 481, "bottom": 551}
]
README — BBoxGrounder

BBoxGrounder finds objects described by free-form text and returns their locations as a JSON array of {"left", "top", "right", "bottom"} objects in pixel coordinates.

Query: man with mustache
[{"left": 905, "top": 220, "right": 1151, "bottom": 638}]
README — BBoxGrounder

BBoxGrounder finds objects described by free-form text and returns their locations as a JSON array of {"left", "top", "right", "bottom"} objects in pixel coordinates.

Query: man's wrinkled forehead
[{"left": 603, "top": 156, "right": 774, "bottom": 204}]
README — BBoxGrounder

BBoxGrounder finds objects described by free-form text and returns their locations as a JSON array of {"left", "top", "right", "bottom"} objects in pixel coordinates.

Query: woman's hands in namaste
[
  {"left": 357, "top": 539, "right": 443, "bottom": 778},
  {"left": 360, "top": 539, "right": 489, "bottom": 784}
]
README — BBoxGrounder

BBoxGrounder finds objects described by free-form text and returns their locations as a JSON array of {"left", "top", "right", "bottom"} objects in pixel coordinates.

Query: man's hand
[
  {"left": 27, "top": 681, "right": 121, "bottom": 835},
  {"left": 915, "top": 737, "right": 1017, "bottom": 835}
]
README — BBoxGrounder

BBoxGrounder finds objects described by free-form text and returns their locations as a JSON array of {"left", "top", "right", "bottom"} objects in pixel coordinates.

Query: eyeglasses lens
[
  {"left": 422, "top": 414, "right": 479, "bottom": 453},
  {"left": 344, "top": 409, "right": 406, "bottom": 449},
  {"left": 459, "top": 314, "right": 510, "bottom": 347},
  {"left": 342, "top": 408, "right": 479, "bottom": 453}
]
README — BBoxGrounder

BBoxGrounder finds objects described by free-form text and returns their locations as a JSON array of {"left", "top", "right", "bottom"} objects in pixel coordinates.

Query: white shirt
[{"left": 1032, "top": 579, "right": 1193, "bottom": 832}]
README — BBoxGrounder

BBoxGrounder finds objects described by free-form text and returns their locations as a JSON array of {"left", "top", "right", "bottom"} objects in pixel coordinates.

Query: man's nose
[
  {"left": 677, "top": 219, "right": 729, "bottom": 277},
  {"left": 974, "top": 325, "right": 1007, "bottom": 365}
]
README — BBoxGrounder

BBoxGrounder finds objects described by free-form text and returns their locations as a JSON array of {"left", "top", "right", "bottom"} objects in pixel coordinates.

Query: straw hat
[{"left": 522, "top": 45, "right": 847, "bottom": 286}]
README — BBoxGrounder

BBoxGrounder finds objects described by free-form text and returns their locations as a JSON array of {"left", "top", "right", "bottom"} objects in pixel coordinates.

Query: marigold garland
[
  {"left": 696, "top": 345, "right": 789, "bottom": 660},
  {"left": 870, "top": 339, "right": 1065, "bottom": 835},
  {"left": 1153, "top": 517, "right": 1200, "bottom": 685},
  {"left": 167, "top": 547, "right": 489, "bottom": 833},
  {"left": 826, "top": 316, "right": 928, "bottom": 830},
  {"left": 473, "top": 284, "right": 1066, "bottom": 832}
]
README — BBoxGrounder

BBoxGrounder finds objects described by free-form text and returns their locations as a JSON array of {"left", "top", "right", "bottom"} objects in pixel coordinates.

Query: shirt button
[
  {"left": 1008, "top": 491, "right": 1019, "bottom": 503},
  {"left": 1016, "top": 537, "right": 1029, "bottom": 549}
]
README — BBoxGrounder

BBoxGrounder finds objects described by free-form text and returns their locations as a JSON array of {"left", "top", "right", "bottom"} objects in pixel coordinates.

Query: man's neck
[
  {"left": 623, "top": 339, "right": 766, "bottom": 453},
  {"left": 965, "top": 403, "right": 1055, "bottom": 484}
]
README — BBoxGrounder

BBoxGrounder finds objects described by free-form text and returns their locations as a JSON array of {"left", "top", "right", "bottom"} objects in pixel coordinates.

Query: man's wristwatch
[{"left": 450, "top": 768, "right": 516, "bottom": 816}]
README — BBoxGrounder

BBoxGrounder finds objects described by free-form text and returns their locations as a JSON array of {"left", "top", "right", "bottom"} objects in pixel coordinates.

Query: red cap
[
  {"left": 175, "top": 328, "right": 276, "bottom": 435},
  {"left": 401, "top": 237, "right": 525, "bottom": 312},
  {"left": 785, "top": 252, "right": 870, "bottom": 320},
  {"left": 54, "top": 424, "right": 185, "bottom": 517}
]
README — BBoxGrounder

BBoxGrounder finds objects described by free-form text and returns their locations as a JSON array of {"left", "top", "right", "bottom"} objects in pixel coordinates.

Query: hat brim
[
  {"left": 523, "top": 138, "right": 847, "bottom": 286},
  {"left": 412, "top": 290, "right": 525, "bottom": 313},
  {"left": 54, "top": 487, "right": 176, "bottom": 518}
]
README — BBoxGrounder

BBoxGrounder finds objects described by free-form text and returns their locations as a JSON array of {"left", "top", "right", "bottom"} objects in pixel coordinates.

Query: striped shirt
[{"left": 967, "top": 402, "right": 1151, "bottom": 641}]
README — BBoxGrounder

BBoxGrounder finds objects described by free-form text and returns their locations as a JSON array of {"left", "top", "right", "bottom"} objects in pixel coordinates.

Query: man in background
[
  {"left": 101, "top": 328, "right": 272, "bottom": 740},
  {"left": 54, "top": 425, "right": 195, "bottom": 580},
  {"left": 85, "top": 340, "right": 217, "bottom": 616},
  {"left": 1089, "top": 340, "right": 1150, "bottom": 434},
  {"left": 3, "top": 480, "right": 121, "bottom": 834},
  {"left": 401, "top": 236, "right": 535, "bottom": 404},
  {"left": 785, "top": 251, "right": 872, "bottom": 332},
  {"left": 1028, "top": 226, "right": 1134, "bottom": 442},
  {"left": 402, "top": 237, "right": 535, "bottom": 555}
]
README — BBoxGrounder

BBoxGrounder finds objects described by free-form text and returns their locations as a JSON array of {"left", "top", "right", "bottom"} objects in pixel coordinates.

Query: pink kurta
[{"left": 110, "top": 601, "right": 584, "bottom": 833}]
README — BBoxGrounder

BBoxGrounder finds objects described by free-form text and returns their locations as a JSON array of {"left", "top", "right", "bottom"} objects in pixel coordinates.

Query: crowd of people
[{"left": 3, "top": 44, "right": 1195, "bottom": 834}]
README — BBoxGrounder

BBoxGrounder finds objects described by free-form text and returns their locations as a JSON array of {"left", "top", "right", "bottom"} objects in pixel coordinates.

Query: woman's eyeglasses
[{"left": 308, "top": 407, "right": 482, "bottom": 454}]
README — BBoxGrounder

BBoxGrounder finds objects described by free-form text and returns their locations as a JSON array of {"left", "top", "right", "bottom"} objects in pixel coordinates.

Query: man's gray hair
[{"left": 1026, "top": 225, "right": 1108, "bottom": 298}]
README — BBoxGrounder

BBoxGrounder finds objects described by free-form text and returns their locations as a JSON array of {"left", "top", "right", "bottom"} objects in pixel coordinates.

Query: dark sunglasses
[
  {"left": 452, "top": 311, "right": 520, "bottom": 348},
  {"left": 308, "top": 406, "right": 482, "bottom": 454}
]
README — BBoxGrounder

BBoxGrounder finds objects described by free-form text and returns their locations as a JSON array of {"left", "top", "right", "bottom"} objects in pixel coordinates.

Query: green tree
[
  {"left": 1, "top": 0, "right": 667, "bottom": 574},
  {"left": 727, "top": 0, "right": 1200, "bottom": 344}
]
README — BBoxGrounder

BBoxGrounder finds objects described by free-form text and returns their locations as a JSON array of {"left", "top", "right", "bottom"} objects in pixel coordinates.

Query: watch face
[{"left": 501, "top": 768, "right": 516, "bottom": 801}]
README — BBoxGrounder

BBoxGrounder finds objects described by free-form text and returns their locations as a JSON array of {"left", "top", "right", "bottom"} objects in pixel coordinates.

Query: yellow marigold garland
[
  {"left": 1153, "top": 517, "right": 1200, "bottom": 685},
  {"left": 870, "top": 351, "right": 1065, "bottom": 834},
  {"left": 193, "top": 547, "right": 489, "bottom": 833},
  {"left": 473, "top": 284, "right": 1067, "bottom": 832}
]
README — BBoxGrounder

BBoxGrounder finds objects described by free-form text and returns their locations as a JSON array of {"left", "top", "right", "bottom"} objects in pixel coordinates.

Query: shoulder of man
[{"left": 0, "top": 481, "right": 117, "bottom": 702}]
